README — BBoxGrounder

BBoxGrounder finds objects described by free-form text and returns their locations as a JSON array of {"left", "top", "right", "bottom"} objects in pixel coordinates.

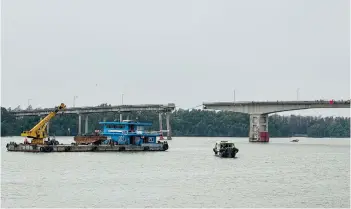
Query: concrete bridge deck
[
  {"left": 204, "top": 100, "right": 350, "bottom": 105},
  {"left": 203, "top": 100, "right": 350, "bottom": 143},
  {"left": 203, "top": 100, "right": 350, "bottom": 115},
  {"left": 10, "top": 103, "right": 176, "bottom": 140},
  {"left": 11, "top": 103, "right": 176, "bottom": 116}
]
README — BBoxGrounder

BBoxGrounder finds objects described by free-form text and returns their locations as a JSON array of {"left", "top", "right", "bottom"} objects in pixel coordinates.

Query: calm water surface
[{"left": 1, "top": 136, "right": 350, "bottom": 208}]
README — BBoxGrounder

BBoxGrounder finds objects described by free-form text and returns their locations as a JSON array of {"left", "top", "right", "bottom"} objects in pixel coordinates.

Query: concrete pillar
[
  {"left": 120, "top": 114, "right": 123, "bottom": 122},
  {"left": 249, "top": 114, "right": 269, "bottom": 142},
  {"left": 39, "top": 117, "right": 44, "bottom": 135},
  {"left": 85, "top": 115, "right": 89, "bottom": 134},
  {"left": 166, "top": 112, "right": 172, "bottom": 140},
  {"left": 47, "top": 121, "right": 50, "bottom": 136},
  {"left": 159, "top": 113, "right": 163, "bottom": 131},
  {"left": 78, "top": 114, "right": 82, "bottom": 135},
  {"left": 126, "top": 115, "right": 130, "bottom": 120}
]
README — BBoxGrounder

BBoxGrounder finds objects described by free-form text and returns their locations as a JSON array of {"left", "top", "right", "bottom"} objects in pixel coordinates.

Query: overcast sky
[{"left": 1, "top": 0, "right": 350, "bottom": 117}]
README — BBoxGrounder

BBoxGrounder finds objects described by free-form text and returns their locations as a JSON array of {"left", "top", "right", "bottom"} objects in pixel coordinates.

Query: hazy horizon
[{"left": 1, "top": 0, "right": 350, "bottom": 117}]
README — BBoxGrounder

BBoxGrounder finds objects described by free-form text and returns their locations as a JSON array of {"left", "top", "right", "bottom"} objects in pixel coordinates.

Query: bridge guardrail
[
  {"left": 203, "top": 100, "right": 350, "bottom": 106},
  {"left": 10, "top": 103, "right": 176, "bottom": 116}
]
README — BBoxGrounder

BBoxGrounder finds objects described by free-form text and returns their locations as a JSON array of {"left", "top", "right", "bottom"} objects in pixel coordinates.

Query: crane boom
[{"left": 21, "top": 103, "right": 66, "bottom": 144}]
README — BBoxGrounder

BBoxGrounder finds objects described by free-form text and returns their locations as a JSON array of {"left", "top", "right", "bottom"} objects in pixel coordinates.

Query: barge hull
[
  {"left": 6, "top": 143, "right": 169, "bottom": 152},
  {"left": 74, "top": 135, "right": 107, "bottom": 145}
]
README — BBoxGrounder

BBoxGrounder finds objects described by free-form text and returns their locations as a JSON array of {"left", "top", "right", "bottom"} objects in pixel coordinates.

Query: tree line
[{"left": 1, "top": 105, "right": 350, "bottom": 138}]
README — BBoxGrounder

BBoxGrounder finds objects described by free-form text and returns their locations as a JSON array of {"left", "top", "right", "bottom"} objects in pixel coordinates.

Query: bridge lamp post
[
  {"left": 73, "top": 96, "right": 78, "bottom": 107},
  {"left": 296, "top": 88, "right": 300, "bottom": 101},
  {"left": 27, "top": 99, "right": 32, "bottom": 107}
]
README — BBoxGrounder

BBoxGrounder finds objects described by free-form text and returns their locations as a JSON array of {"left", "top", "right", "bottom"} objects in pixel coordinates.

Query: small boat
[
  {"left": 213, "top": 140, "right": 239, "bottom": 158},
  {"left": 290, "top": 139, "right": 299, "bottom": 142}
]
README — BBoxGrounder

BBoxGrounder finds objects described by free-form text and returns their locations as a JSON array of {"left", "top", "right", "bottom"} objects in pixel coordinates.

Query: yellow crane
[{"left": 21, "top": 103, "right": 66, "bottom": 145}]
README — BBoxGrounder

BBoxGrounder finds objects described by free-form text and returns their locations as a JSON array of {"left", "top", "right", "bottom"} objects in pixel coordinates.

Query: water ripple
[{"left": 1, "top": 136, "right": 350, "bottom": 208}]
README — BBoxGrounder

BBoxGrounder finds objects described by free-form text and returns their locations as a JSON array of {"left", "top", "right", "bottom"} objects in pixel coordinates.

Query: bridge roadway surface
[
  {"left": 10, "top": 103, "right": 176, "bottom": 116},
  {"left": 202, "top": 100, "right": 350, "bottom": 114},
  {"left": 10, "top": 100, "right": 350, "bottom": 116}
]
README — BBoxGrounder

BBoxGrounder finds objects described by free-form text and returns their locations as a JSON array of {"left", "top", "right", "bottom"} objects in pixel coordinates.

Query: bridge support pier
[
  {"left": 159, "top": 113, "right": 163, "bottom": 131},
  {"left": 78, "top": 114, "right": 82, "bottom": 135},
  {"left": 166, "top": 112, "right": 172, "bottom": 140},
  {"left": 249, "top": 114, "right": 269, "bottom": 142},
  {"left": 119, "top": 114, "right": 123, "bottom": 122},
  {"left": 47, "top": 121, "right": 50, "bottom": 136},
  {"left": 159, "top": 113, "right": 164, "bottom": 140},
  {"left": 85, "top": 115, "right": 89, "bottom": 134}
]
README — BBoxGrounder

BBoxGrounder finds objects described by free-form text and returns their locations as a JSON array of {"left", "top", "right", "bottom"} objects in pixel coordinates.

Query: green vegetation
[{"left": 1, "top": 105, "right": 350, "bottom": 138}]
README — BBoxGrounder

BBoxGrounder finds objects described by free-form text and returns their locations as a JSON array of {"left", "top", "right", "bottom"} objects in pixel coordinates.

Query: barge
[
  {"left": 6, "top": 142, "right": 168, "bottom": 152},
  {"left": 6, "top": 119, "right": 169, "bottom": 153}
]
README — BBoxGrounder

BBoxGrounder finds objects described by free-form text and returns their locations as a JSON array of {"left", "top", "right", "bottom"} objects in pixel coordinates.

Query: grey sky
[{"left": 1, "top": 0, "right": 350, "bottom": 117}]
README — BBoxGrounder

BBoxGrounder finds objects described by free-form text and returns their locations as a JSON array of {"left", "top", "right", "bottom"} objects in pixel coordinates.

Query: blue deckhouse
[{"left": 99, "top": 120, "right": 161, "bottom": 145}]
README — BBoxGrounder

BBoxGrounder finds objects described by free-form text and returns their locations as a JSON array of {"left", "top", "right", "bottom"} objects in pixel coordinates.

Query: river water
[{"left": 1, "top": 136, "right": 350, "bottom": 208}]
